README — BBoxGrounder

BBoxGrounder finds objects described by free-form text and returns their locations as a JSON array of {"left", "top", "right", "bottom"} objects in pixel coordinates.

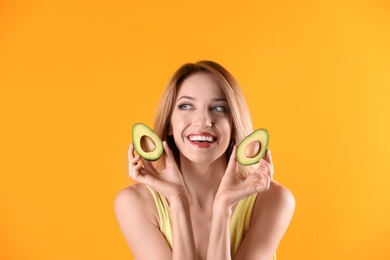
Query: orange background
[{"left": 1, "top": 0, "right": 390, "bottom": 259}]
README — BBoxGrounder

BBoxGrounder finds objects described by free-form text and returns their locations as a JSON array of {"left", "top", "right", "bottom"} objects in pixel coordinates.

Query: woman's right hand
[{"left": 128, "top": 141, "right": 187, "bottom": 202}]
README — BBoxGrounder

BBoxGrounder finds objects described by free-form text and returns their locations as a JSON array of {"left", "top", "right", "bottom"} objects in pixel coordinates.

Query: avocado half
[
  {"left": 236, "top": 128, "right": 269, "bottom": 166},
  {"left": 132, "top": 123, "right": 163, "bottom": 161}
]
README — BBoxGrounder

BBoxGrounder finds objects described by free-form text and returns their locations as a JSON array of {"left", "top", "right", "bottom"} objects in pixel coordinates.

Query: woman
[{"left": 115, "top": 60, "right": 295, "bottom": 260}]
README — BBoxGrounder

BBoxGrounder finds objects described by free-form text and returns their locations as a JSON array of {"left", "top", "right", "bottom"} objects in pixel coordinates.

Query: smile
[{"left": 186, "top": 133, "right": 217, "bottom": 147}]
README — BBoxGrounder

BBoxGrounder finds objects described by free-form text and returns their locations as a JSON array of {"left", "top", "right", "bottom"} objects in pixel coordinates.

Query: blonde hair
[{"left": 154, "top": 60, "right": 255, "bottom": 175}]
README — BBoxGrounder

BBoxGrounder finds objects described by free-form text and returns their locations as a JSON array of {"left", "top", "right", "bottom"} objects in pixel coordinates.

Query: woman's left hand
[{"left": 215, "top": 145, "right": 274, "bottom": 207}]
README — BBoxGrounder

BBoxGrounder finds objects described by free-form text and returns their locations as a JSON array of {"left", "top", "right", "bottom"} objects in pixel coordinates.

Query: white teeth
[{"left": 189, "top": 135, "right": 214, "bottom": 142}]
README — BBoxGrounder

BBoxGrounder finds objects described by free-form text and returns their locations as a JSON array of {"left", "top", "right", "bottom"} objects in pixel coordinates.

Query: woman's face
[{"left": 170, "top": 72, "right": 232, "bottom": 165}]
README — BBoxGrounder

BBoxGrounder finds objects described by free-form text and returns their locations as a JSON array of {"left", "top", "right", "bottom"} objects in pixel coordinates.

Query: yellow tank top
[{"left": 146, "top": 187, "right": 276, "bottom": 259}]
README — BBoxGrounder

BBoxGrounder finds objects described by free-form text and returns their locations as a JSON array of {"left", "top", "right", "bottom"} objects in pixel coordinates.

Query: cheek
[
  {"left": 170, "top": 113, "right": 185, "bottom": 135},
  {"left": 221, "top": 117, "right": 233, "bottom": 136},
  {"left": 217, "top": 119, "right": 233, "bottom": 147}
]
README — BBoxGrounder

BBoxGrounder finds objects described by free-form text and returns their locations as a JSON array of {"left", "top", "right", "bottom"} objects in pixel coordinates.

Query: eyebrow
[{"left": 177, "top": 96, "right": 228, "bottom": 102}]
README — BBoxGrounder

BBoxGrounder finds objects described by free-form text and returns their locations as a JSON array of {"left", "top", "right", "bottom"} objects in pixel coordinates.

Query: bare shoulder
[
  {"left": 261, "top": 181, "right": 295, "bottom": 206},
  {"left": 114, "top": 183, "right": 158, "bottom": 225},
  {"left": 115, "top": 183, "right": 152, "bottom": 204},
  {"left": 252, "top": 181, "right": 295, "bottom": 223},
  {"left": 114, "top": 184, "right": 174, "bottom": 258}
]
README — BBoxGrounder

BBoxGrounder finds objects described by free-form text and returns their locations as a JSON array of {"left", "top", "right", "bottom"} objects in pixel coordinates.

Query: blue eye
[{"left": 178, "top": 104, "right": 194, "bottom": 110}]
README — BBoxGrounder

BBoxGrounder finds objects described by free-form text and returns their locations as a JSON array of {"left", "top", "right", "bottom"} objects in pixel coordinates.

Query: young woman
[{"left": 115, "top": 61, "right": 295, "bottom": 260}]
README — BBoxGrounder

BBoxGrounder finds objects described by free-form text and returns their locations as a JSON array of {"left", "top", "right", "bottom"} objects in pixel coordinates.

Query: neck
[{"left": 179, "top": 156, "right": 227, "bottom": 208}]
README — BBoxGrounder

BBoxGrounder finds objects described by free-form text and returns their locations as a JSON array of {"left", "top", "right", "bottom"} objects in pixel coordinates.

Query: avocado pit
[
  {"left": 140, "top": 135, "right": 156, "bottom": 153},
  {"left": 244, "top": 140, "right": 261, "bottom": 158}
]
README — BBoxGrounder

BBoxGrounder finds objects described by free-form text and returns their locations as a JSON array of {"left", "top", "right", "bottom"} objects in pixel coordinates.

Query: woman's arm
[
  {"left": 114, "top": 184, "right": 197, "bottom": 260},
  {"left": 115, "top": 142, "right": 197, "bottom": 260},
  {"left": 234, "top": 181, "right": 295, "bottom": 260},
  {"left": 207, "top": 146, "right": 273, "bottom": 260},
  {"left": 207, "top": 197, "right": 234, "bottom": 259},
  {"left": 114, "top": 185, "right": 173, "bottom": 259},
  {"left": 207, "top": 148, "right": 294, "bottom": 260},
  {"left": 168, "top": 193, "right": 197, "bottom": 260}
]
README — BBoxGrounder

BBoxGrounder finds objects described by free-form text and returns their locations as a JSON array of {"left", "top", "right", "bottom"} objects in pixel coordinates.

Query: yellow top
[{"left": 147, "top": 187, "right": 276, "bottom": 259}]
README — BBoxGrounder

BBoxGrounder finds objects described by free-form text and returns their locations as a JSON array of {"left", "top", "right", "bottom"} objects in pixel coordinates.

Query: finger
[
  {"left": 131, "top": 165, "right": 160, "bottom": 187},
  {"left": 254, "top": 159, "right": 272, "bottom": 181},
  {"left": 163, "top": 141, "right": 178, "bottom": 169},
  {"left": 250, "top": 171, "right": 270, "bottom": 193},
  {"left": 141, "top": 157, "right": 158, "bottom": 176},
  {"left": 128, "top": 154, "right": 141, "bottom": 176},
  {"left": 140, "top": 156, "right": 152, "bottom": 170},
  {"left": 225, "top": 145, "right": 238, "bottom": 176},
  {"left": 129, "top": 160, "right": 143, "bottom": 179},
  {"left": 258, "top": 171, "right": 271, "bottom": 190},
  {"left": 128, "top": 143, "right": 135, "bottom": 161},
  {"left": 129, "top": 154, "right": 141, "bottom": 164},
  {"left": 264, "top": 149, "right": 274, "bottom": 169},
  {"left": 235, "top": 174, "right": 265, "bottom": 199}
]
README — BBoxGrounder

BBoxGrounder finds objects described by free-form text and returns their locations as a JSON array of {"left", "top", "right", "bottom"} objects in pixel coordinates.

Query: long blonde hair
[{"left": 154, "top": 60, "right": 255, "bottom": 175}]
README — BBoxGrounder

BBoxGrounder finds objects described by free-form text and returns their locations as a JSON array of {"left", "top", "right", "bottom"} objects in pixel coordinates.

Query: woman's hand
[
  {"left": 215, "top": 145, "right": 274, "bottom": 207},
  {"left": 128, "top": 141, "right": 187, "bottom": 202}
]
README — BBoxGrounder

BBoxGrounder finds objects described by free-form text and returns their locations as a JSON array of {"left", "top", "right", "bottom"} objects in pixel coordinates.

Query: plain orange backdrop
[{"left": 1, "top": 0, "right": 390, "bottom": 259}]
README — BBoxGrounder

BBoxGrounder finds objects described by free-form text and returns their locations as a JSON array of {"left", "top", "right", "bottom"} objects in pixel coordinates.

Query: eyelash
[
  {"left": 178, "top": 103, "right": 194, "bottom": 110},
  {"left": 211, "top": 105, "right": 227, "bottom": 113},
  {"left": 177, "top": 103, "right": 227, "bottom": 113}
]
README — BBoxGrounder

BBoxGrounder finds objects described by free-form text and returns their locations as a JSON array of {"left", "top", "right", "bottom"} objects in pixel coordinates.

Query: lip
[{"left": 186, "top": 132, "right": 217, "bottom": 148}]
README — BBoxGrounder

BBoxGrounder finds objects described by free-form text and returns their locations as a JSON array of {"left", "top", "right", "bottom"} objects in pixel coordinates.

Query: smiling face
[{"left": 170, "top": 72, "right": 233, "bottom": 165}]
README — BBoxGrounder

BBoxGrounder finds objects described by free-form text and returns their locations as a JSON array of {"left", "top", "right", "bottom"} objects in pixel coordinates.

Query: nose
[{"left": 194, "top": 110, "right": 213, "bottom": 127}]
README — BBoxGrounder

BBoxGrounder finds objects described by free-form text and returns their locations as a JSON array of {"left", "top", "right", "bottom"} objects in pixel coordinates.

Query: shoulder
[
  {"left": 261, "top": 181, "right": 295, "bottom": 207},
  {"left": 252, "top": 181, "right": 295, "bottom": 223},
  {"left": 114, "top": 183, "right": 158, "bottom": 224},
  {"left": 114, "top": 184, "right": 173, "bottom": 257},
  {"left": 115, "top": 183, "right": 151, "bottom": 203}
]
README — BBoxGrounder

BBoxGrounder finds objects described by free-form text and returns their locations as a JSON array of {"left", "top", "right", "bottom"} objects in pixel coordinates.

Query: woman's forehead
[{"left": 177, "top": 72, "right": 226, "bottom": 100}]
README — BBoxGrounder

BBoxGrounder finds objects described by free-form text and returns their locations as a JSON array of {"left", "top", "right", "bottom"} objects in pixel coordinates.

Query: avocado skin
[
  {"left": 236, "top": 128, "right": 269, "bottom": 166},
  {"left": 132, "top": 123, "right": 163, "bottom": 161}
]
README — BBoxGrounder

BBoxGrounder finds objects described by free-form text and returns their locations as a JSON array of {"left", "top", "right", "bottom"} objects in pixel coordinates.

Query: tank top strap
[
  {"left": 230, "top": 193, "right": 258, "bottom": 256},
  {"left": 146, "top": 186, "right": 173, "bottom": 248}
]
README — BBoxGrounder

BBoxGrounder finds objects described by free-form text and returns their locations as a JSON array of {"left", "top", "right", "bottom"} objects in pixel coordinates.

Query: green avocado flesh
[
  {"left": 132, "top": 123, "right": 163, "bottom": 161},
  {"left": 236, "top": 128, "right": 269, "bottom": 166}
]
